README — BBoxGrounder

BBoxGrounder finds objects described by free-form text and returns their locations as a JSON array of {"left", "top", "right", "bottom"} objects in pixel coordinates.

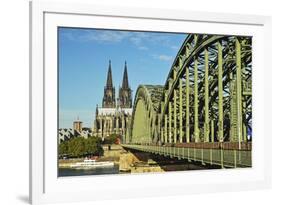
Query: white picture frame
[{"left": 30, "top": 1, "right": 272, "bottom": 204}]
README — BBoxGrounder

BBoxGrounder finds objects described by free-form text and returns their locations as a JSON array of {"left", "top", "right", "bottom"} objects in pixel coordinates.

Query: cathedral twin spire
[
  {"left": 105, "top": 60, "right": 113, "bottom": 88},
  {"left": 102, "top": 60, "right": 132, "bottom": 109},
  {"left": 102, "top": 60, "right": 115, "bottom": 108},
  {"left": 121, "top": 61, "right": 129, "bottom": 89}
]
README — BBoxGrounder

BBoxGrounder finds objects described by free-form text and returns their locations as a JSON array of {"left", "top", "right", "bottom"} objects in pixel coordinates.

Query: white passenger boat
[{"left": 70, "top": 159, "right": 114, "bottom": 169}]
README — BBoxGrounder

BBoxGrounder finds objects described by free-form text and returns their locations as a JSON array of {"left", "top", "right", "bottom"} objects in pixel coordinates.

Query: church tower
[
  {"left": 119, "top": 61, "right": 132, "bottom": 108},
  {"left": 102, "top": 60, "right": 116, "bottom": 108},
  {"left": 92, "top": 60, "right": 133, "bottom": 139}
]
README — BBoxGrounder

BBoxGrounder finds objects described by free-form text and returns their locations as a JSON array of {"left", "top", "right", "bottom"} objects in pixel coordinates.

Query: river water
[{"left": 58, "top": 165, "right": 120, "bottom": 177}]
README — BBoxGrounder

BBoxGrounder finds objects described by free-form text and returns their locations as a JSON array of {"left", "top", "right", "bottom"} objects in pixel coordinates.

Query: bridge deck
[{"left": 122, "top": 144, "right": 252, "bottom": 168}]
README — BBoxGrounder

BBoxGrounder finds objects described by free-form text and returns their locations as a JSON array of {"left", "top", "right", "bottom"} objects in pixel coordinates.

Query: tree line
[
  {"left": 59, "top": 136, "right": 104, "bottom": 158},
  {"left": 58, "top": 134, "right": 120, "bottom": 158}
]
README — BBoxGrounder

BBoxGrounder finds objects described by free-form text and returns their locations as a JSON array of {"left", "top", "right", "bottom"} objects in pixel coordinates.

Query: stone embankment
[{"left": 58, "top": 144, "right": 164, "bottom": 173}]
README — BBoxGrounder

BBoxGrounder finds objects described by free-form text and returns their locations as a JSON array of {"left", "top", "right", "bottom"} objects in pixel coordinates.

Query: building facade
[
  {"left": 73, "top": 117, "right": 83, "bottom": 133},
  {"left": 59, "top": 119, "right": 92, "bottom": 144},
  {"left": 92, "top": 61, "right": 133, "bottom": 142}
]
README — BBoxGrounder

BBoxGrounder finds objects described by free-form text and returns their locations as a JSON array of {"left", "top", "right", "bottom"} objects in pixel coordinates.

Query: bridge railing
[{"left": 122, "top": 143, "right": 252, "bottom": 168}]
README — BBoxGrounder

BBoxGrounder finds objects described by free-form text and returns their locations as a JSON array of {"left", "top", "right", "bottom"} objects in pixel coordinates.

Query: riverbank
[
  {"left": 58, "top": 144, "right": 124, "bottom": 168},
  {"left": 58, "top": 144, "right": 214, "bottom": 176}
]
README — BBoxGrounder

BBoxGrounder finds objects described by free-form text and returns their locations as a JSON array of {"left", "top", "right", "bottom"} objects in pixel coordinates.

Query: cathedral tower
[
  {"left": 119, "top": 61, "right": 132, "bottom": 108},
  {"left": 102, "top": 60, "right": 116, "bottom": 108}
]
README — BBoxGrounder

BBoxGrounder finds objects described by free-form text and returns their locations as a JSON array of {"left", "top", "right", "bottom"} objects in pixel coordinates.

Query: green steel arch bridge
[{"left": 122, "top": 34, "right": 252, "bottom": 168}]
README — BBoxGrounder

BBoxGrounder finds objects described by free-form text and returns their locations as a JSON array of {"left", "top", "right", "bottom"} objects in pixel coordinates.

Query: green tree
[
  {"left": 58, "top": 141, "right": 68, "bottom": 156},
  {"left": 103, "top": 134, "right": 119, "bottom": 144},
  {"left": 67, "top": 137, "right": 85, "bottom": 157},
  {"left": 58, "top": 136, "right": 104, "bottom": 158},
  {"left": 85, "top": 136, "right": 103, "bottom": 156}
]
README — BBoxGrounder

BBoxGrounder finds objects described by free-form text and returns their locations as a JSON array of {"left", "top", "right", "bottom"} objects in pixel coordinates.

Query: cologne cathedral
[{"left": 92, "top": 61, "right": 133, "bottom": 143}]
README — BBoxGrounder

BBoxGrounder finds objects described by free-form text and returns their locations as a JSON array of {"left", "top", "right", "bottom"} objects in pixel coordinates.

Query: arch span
[
  {"left": 130, "top": 85, "right": 163, "bottom": 144},
  {"left": 129, "top": 34, "right": 252, "bottom": 147}
]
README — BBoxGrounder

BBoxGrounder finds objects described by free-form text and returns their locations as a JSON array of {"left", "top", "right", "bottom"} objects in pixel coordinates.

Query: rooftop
[{"left": 97, "top": 107, "right": 133, "bottom": 116}]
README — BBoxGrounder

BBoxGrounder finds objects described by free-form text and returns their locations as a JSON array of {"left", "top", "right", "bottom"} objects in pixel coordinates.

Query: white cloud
[
  {"left": 80, "top": 30, "right": 130, "bottom": 43},
  {"left": 153, "top": 54, "right": 173, "bottom": 62},
  {"left": 159, "top": 55, "right": 173, "bottom": 61},
  {"left": 61, "top": 29, "right": 184, "bottom": 52},
  {"left": 171, "top": 45, "right": 180, "bottom": 50},
  {"left": 129, "top": 34, "right": 151, "bottom": 50},
  {"left": 129, "top": 36, "right": 142, "bottom": 45},
  {"left": 138, "top": 46, "right": 148, "bottom": 50}
]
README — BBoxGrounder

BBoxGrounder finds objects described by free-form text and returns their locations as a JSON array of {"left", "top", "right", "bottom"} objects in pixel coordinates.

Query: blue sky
[{"left": 59, "top": 27, "right": 187, "bottom": 128}]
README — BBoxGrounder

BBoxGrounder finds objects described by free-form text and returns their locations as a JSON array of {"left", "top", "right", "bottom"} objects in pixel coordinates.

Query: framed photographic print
[{"left": 30, "top": 0, "right": 272, "bottom": 204}]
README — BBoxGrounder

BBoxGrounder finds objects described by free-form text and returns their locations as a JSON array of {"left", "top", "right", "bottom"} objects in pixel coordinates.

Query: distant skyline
[{"left": 59, "top": 27, "right": 187, "bottom": 128}]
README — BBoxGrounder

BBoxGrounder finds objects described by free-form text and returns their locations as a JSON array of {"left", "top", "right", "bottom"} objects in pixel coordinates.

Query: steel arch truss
[
  {"left": 128, "top": 34, "right": 252, "bottom": 165},
  {"left": 130, "top": 85, "right": 164, "bottom": 144}
]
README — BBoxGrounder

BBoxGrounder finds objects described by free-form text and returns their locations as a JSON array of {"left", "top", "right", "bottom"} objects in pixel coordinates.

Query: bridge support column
[
  {"left": 235, "top": 38, "right": 243, "bottom": 147},
  {"left": 243, "top": 101, "right": 247, "bottom": 142},
  {"left": 178, "top": 55, "right": 183, "bottom": 143},
  {"left": 242, "top": 59, "right": 248, "bottom": 142},
  {"left": 218, "top": 41, "right": 224, "bottom": 142},
  {"left": 174, "top": 90, "right": 177, "bottom": 143},
  {"left": 169, "top": 102, "right": 172, "bottom": 143},
  {"left": 185, "top": 67, "right": 190, "bottom": 143},
  {"left": 229, "top": 73, "right": 236, "bottom": 142},
  {"left": 179, "top": 79, "right": 183, "bottom": 143},
  {"left": 204, "top": 48, "right": 210, "bottom": 142},
  {"left": 158, "top": 114, "right": 163, "bottom": 143},
  {"left": 147, "top": 112, "right": 150, "bottom": 143},
  {"left": 211, "top": 119, "right": 214, "bottom": 142},
  {"left": 161, "top": 128, "right": 164, "bottom": 144},
  {"left": 194, "top": 58, "right": 200, "bottom": 142}
]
